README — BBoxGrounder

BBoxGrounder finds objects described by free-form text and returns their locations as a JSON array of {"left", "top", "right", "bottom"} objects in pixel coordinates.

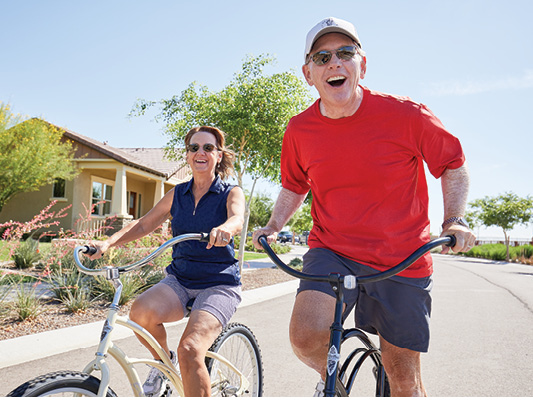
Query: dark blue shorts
[{"left": 297, "top": 248, "right": 433, "bottom": 353}]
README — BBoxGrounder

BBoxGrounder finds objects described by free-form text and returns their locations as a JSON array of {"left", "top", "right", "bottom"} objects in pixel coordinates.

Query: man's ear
[
  {"left": 302, "top": 64, "right": 314, "bottom": 86},
  {"left": 360, "top": 56, "right": 367, "bottom": 79}
]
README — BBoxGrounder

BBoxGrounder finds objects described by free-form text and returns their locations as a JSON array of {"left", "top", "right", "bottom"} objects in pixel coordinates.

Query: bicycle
[
  {"left": 258, "top": 234, "right": 456, "bottom": 397},
  {"left": 8, "top": 233, "right": 264, "bottom": 397}
]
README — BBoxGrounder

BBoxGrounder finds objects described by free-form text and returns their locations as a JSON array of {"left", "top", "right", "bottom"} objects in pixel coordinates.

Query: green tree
[
  {"left": 288, "top": 202, "right": 313, "bottom": 234},
  {"left": 247, "top": 192, "right": 274, "bottom": 230},
  {"left": 132, "top": 54, "right": 312, "bottom": 268},
  {"left": 0, "top": 104, "right": 79, "bottom": 213},
  {"left": 468, "top": 192, "right": 533, "bottom": 261}
]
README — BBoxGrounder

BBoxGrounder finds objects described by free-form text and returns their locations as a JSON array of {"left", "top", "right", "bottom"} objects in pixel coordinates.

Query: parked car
[
  {"left": 298, "top": 231, "right": 310, "bottom": 245},
  {"left": 277, "top": 231, "right": 293, "bottom": 243}
]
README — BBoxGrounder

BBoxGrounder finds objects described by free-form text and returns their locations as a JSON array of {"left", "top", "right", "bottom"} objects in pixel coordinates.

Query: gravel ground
[{"left": 0, "top": 267, "right": 296, "bottom": 341}]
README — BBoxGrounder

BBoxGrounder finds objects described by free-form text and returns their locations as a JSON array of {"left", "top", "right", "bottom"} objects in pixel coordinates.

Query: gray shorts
[
  {"left": 298, "top": 248, "right": 433, "bottom": 352},
  {"left": 160, "top": 274, "right": 241, "bottom": 327}
]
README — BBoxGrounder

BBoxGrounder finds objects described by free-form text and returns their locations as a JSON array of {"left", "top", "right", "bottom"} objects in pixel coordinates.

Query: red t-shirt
[{"left": 281, "top": 86, "right": 465, "bottom": 277}]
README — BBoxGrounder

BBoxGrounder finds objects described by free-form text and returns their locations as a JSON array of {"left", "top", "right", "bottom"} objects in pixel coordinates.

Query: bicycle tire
[
  {"left": 206, "top": 322, "right": 264, "bottom": 396},
  {"left": 6, "top": 370, "right": 117, "bottom": 397}
]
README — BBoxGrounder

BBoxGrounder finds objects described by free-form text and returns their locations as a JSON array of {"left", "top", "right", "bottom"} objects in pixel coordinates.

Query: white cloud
[{"left": 427, "top": 69, "right": 533, "bottom": 96}]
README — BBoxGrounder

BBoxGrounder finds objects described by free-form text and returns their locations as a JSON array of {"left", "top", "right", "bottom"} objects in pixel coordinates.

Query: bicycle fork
[{"left": 324, "top": 273, "right": 345, "bottom": 397}]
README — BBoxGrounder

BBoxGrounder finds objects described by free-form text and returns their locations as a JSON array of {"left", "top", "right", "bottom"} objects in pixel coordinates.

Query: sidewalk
[{"left": 0, "top": 245, "right": 308, "bottom": 369}]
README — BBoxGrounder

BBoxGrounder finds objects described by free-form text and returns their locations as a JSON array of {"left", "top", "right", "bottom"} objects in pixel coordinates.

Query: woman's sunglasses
[
  {"left": 308, "top": 45, "right": 358, "bottom": 66},
  {"left": 186, "top": 143, "right": 219, "bottom": 153}
]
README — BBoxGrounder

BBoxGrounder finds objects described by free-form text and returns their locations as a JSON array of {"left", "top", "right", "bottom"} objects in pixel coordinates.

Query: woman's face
[{"left": 186, "top": 131, "right": 222, "bottom": 177}]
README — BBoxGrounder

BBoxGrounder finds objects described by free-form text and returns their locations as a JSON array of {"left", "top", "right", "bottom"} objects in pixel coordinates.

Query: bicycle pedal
[{"left": 162, "top": 384, "right": 173, "bottom": 397}]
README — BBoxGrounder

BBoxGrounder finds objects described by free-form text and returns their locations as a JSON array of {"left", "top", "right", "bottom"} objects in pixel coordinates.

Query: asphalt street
[{"left": 1, "top": 252, "right": 532, "bottom": 396}]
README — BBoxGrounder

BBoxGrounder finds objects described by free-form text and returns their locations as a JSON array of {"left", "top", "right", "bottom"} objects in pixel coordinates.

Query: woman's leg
[
  {"left": 129, "top": 282, "right": 185, "bottom": 359},
  {"left": 178, "top": 310, "right": 223, "bottom": 397}
]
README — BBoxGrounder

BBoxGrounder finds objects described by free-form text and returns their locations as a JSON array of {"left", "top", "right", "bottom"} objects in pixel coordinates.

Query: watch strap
[{"left": 442, "top": 216, "right": 468, "bottom": 230}]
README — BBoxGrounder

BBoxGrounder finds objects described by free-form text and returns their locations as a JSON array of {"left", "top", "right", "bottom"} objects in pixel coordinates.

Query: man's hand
[
  {"left": 440, "top": 224, "right": 476, "bottom": 254},
  {"left": 252, "top": 227, "right": 278, "bottom": 251}
]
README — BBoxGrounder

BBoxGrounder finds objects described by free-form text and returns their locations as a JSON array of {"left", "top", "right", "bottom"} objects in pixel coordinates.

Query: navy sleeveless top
[{"left": 165, "top": 176, "right": 241, "bottom": 289}]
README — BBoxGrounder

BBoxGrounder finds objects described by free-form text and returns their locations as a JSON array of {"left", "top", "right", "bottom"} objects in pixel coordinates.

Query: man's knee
[{"left": 289, "top": 291, "right": 334, "bottom": 355}]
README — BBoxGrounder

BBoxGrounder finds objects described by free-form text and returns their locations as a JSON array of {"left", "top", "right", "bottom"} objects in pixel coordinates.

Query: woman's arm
[{"left": 207, "top": 186, "right": 245, "bottom": 248}]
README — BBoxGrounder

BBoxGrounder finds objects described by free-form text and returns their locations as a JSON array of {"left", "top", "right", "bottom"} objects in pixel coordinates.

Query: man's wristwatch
[{"left": 442, "top": 216, "right": 469, "bottom": 230}]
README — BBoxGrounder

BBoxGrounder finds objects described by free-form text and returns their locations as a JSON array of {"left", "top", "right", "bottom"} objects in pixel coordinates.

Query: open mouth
[{"left": 327, "top": 76, "right": 346, "bottom": 87}]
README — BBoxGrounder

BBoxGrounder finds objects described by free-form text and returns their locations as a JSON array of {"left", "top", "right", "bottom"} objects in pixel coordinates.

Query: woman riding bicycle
[{"left": 88, "top": 126, "right": 245, "bottom": 397}]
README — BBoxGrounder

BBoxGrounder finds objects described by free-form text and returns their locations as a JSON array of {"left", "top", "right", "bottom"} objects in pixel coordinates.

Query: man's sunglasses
[
  {"left": 186, "top": 143, "right": 219, "bottom": 153},
  {"left": 308, "top": 45, "right": 358, "bottom": 66}
]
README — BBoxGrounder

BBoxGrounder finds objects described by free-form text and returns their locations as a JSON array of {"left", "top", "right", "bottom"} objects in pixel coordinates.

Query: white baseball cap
[{"left": 304, "top": 17, "right": 362, "bottom": 62}]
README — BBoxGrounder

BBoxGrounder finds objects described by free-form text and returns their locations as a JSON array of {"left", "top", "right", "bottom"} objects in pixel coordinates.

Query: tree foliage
[
  {"left": 131, "top": 55, "right": 313, "bottom": 269},
  {"left": 288, "top": 202, "right": 313, "bottom": 233},
  {"left": 132, "top": 54, "right": 312, "bottom": 186},
  {"left": 468, "top": 192, "right": 533, "bottom": 261},
  {"left": 0, "top": 104, "right": 79, "bottom": 213},
  {"left": 247, "top": 191, "right": 274, "bottom": 230}
]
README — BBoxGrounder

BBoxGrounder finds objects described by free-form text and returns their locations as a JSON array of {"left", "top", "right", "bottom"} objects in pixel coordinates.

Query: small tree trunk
[
  {"left": 503, "top": 230, "right": 510, "bottom": 262},
  {"left": 237, "top": 178, "right": 258, "bottom": 274}
]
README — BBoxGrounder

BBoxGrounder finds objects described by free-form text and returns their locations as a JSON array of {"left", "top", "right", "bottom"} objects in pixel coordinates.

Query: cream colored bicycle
[{"left": 7, "top": 233, "right": 263, "bottom": 397}]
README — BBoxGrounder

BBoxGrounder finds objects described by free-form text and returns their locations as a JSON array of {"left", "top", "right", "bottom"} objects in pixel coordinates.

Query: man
[{"left": 253, "top": 17, "right": 476, "bottom": 396}]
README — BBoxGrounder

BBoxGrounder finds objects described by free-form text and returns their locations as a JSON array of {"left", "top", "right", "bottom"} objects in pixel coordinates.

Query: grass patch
[{"left": 236, "top": 251, "right": 268, "bottom": 261}]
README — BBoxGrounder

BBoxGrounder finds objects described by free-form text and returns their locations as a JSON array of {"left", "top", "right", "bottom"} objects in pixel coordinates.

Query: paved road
[{"left": 1, "top": 254, "right": 532, "bottom": 396}]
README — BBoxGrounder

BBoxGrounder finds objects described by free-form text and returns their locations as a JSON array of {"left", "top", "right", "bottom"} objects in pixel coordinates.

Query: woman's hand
[
  {"left": 86, "top": 240, "right": 110, "bottom": 260},
  {"left": 207, "top": 226, "right": 233, "bottom": 249}
]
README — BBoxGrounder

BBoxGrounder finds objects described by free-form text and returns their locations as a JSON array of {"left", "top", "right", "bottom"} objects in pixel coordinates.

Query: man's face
[{"left": 302, "top": 33, "right": 366, "bottom": 111}]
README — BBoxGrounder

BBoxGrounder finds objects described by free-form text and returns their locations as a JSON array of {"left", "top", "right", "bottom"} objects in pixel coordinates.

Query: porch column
[
  {"left": 112, "top": 166, "right": 128, "bottom": 217},
  {"left": 154, "top": 178, "right": 165, "bottom": 206}
]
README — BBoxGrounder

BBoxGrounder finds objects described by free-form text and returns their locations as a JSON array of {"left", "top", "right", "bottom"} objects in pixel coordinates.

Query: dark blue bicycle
[{"left": 259, "top": 235, "right": 455, "bottom": 397}]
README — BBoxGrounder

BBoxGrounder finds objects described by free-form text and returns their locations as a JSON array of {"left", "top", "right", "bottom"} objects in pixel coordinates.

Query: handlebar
[
  {"left": 258, "top": 235, "right": 456, "bottom": 289},
  {"left": 74, "top": 232, "right": 210, "bottom": 276}
]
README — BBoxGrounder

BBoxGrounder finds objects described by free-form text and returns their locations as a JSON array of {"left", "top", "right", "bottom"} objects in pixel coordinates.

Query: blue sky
[{"left": 2, "top": 0, "right": 532, "bottom": 240}]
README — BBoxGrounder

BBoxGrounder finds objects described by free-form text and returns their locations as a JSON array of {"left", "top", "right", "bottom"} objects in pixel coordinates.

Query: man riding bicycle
[{"left": 253, "top": 17, "right": 476, "bottom": 396}]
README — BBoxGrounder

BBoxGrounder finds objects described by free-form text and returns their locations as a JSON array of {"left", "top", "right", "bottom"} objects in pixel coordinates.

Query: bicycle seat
[{"left": 185, "top": 298, "right": 195, "bottom": 317}]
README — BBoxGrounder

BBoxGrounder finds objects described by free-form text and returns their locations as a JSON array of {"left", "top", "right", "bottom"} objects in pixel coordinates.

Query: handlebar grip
[
  {"left": 82, "top": 245, "right": 97, "bottom": 256},
  {"left": 446, "top": 235, "right": 457, "bottom": 248},
  {"left": 199, "top": 232, "right": 210, "bottom": 243}
]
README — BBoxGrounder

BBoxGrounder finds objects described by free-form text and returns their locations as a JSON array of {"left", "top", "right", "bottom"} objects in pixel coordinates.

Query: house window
[
  {"left": 92, "top": 181, "right": 113, "bottom": 216},
  {"left": 52, "top": 178, "right": 66, "bottom": 198}
]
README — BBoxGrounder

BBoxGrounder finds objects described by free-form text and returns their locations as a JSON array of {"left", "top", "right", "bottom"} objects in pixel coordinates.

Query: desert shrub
[
  {"left": 12, "top": 283, "right": 45, "bottom": 321},
  {"left": 12, "top": 239, "right": 40, "bottom": 269},
  {"left": 61, "top": 288, "right": 94, "bottom": 313}
]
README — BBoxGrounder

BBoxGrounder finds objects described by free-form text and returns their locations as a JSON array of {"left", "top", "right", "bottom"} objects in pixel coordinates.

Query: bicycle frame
[
  {"left": 259, "top": 235, "right": 455, "bottom": 397},
  {"left": 73, "top": 233, "right": 250, "bottom": 397}
]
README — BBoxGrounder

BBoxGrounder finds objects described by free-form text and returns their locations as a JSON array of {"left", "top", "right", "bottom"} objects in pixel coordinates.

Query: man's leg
[
  {"left": 379, "top": 335, "right": 426, "bottom": 397},
  {"left": 289, "top": 290, "right": 337, "bottom": 378}
]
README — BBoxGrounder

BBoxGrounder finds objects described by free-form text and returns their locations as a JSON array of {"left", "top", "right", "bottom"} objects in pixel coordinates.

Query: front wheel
[
  {"left": 206, "top": 322, "right": 264, "bottom": 396},
  {"left": 7, "top": 370, "right": 117, "bottom": 397}
]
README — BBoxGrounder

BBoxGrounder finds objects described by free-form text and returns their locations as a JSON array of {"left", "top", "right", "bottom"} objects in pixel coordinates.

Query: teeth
[{"left": 327, "top": 76, "right": 346, "bottom": 82}]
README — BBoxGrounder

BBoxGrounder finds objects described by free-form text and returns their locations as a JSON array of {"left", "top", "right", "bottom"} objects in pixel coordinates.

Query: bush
[
  {"left": 61, "top": 288, "right": 94, "bottom": 313},
  {"left": 234, "top": 236, "right": 291, "bottom": 254},
  {"left": 12, "top": 283, "right": 45, "bottom": 321},
  {"left": 12, "top": 239, "right": 41, "bottom": 269},
  {"left": 464, "top": 243, "right": 533, "bottom": 263}
]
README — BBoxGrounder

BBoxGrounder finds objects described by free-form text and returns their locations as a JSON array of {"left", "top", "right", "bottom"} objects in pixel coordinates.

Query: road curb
[{"left": 0, "top": 279, "right": 299, "bottom": 369}]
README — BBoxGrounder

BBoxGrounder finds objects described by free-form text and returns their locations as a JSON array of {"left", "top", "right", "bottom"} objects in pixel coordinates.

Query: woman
[{"left": 88, "top": 126, "right": 245, "bottom": 396}]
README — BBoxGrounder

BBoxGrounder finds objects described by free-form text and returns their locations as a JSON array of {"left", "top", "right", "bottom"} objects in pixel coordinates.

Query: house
[{"left": 0, "top": 121, "right": 191, "bottom": 235}]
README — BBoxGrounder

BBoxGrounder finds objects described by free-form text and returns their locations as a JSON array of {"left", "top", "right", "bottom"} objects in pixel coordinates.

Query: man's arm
[
  {"left": 252, "top": 188, "right": 307, "bottom": 249},
  {"left": 440, "top": 162, "right": 476, "bottom": 253}
]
